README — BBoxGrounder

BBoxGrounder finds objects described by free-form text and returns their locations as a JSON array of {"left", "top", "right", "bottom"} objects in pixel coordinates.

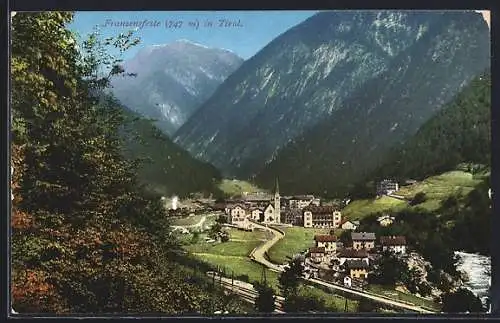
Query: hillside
[
  {"left": 342, "top": 170, "right": 485, "bottom": 220},
  {"left": 111, "top": 40, "right": 243, "bottom": 135},
  {"left": 175, "top": 11, "right": 446, "bottom": 177},
  {"left": 120, "top": 106, "right": 223, "bottom": 197},
  {"left": 344, "top": 169, "right": 490, "bottom": 258},
  {"left": 255, "top": 11, "right": 489, "bottom": 197},
  {"left": 368, "top": 72, "right": 490, "bottom": 182},
  {"left": 217, "top": 179, "right": 267, "bottom": 196}
]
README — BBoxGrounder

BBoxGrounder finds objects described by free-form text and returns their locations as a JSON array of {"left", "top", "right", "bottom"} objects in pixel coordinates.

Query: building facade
[
  {"left": 314, "top": 235, "right": 337, "bottom": 253},
  {"left": 288, "top": 195, "right": 315, "bottom": 209},
  {"left": 345, "top": 260, "right": 369, "bottom": 279},
  {"left": 283, "top": 209, "right": 303, "bottom": 226},
  {"left": 380, "top": 236, "right": 407, "bottom": 254},
  {"left": 308, "top": 247, "right": 326, "bottom": 263},
  {"left": 340, "top": 220, "right": 359, "bottom": 231},
  {"left": 337, "top": 248, "right": 369, "bottom": 266},
  {"left": 377, "top": 215, "right": 395, "bottom": 226},
  {"left": 351, "top": 232, "right": 376, "bottom": 251},
  {"left": 303, "top": 206, "right": 342, "bottom": 229},
  {"left": 377, "top": 179, "right": 400, "bottom": 196}
]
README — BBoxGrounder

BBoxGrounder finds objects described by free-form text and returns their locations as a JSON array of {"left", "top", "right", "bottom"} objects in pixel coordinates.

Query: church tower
[{"left": 274, "top": 177, "right": 281, "bottom": 223}]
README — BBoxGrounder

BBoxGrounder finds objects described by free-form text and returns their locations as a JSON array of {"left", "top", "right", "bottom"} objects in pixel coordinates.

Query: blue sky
[{"left": 69, "top": 11, "right": 319, "bottom": 60}]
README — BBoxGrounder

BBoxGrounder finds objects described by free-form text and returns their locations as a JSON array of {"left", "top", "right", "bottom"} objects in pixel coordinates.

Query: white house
[
  {"left": 377, "top": 215, "right": 395, "bottom": 227},
  {"left": 377, "top": 179, "right": 399, "bottom": 196},
  {"left": 308, "top": 247, "right": 326, "bottom": 263},
  {"left": 230, "top": 205, "right": 246, "bottom": 217},
  {"left": 340, "top": 219, "right": 360, "bottom": 231},
  {"left": 303, "top": 206, "right": 342, "bottom": 229},
  {"left": 343, "top": 275, "right": 352, "bottom": 288},
  {"left": 380, "top": 236, "right": 407, "bottom": 254},
  {"left": 314, "top": 235, "right": 337, "bottom": 254},
  {"left": 288, "top": 195, "right": 315, "bottom": 209},
  {"left": 337, "top": 248, "right": 369, "bottom": 266},
  {"left": 263, "top": 203, "right": 277, "bottom": 223},
  {"left": 251, "top": 208, "right": 262, "bottom": 221}
]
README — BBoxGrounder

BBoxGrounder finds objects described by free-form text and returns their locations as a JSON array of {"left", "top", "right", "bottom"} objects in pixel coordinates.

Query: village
[{"left": 166, "top": 179, "right": 431, "bottom": 298}]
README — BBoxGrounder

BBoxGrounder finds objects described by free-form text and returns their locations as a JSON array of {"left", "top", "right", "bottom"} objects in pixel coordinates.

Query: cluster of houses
[
  {"left": 212, "top": 180, "right": 345, "bottom": 231},
  {"left": 306, "top": 231, "right": 408, "bottom": 288}
]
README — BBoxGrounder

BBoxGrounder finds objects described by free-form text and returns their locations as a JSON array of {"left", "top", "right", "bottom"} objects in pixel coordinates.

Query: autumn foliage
[{"left": 10, "top": 12, "right": 247, "bottom": 315}]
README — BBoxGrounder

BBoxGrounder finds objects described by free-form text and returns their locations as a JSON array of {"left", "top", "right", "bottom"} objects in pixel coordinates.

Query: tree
[
  {"left": 191, "top": 231, "right": 200, "bottom": 244},
  {"left": 418, "top": 281, "right": 432, "bottom": 297},
  {"left": 278, "top": 257, "right": 304, "bottom": 298},
  {"left": 369, "top": 251, "right": 407, "bottom": 286},
  {"left": 10, "top": 12, "right": 247, "bottom": 315},
  {"left": 410, "top": 192, "right": 427, "bottom": 206},
  {"left": 338, "top": 230, "right": 352, "bottom": 246},
  {"left": 208, "top": 222, "right": 223, "bottom": 240},
  {"left": 253, "top": 282, "right": 276, "bottom": 313},
  {"left": 403, "top": 267, "right": 424, "bottom": 294},
  {"left": 441, "top": 288, "right": 484, "bottom": 313},
  {"left": 215, "top": 215, "right": 227, "bottom": 224}
]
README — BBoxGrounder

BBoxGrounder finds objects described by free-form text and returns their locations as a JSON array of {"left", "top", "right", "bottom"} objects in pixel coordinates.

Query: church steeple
[{"left": 274, "top": 177, "right": 280, "bottom": 223}]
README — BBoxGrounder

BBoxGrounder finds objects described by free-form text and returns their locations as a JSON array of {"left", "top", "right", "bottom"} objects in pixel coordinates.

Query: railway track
[{"left": 208, "top": 273, "right": 285, "bottom": 312}]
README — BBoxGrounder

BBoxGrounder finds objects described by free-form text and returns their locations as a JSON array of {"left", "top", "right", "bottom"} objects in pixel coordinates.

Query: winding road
[
  {"left": 247, "top": 220, "right": 438, "bottom": 314},
  {"left": 248, "top": 221, "right": 284, "bottom": 272}
]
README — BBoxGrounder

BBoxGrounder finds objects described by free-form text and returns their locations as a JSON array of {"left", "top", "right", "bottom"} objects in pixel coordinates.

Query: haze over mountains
[
  {"left": 112, "top": 10, "right": 490, "bottom": 198},
  {"left": 111, "top": 39, "right": 243, "bottom": 135},
  {"left": 172, "top": 10, "right": 489, "bottom": 196}
]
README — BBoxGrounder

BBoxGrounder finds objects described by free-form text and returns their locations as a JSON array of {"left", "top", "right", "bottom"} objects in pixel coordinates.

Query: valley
[{"left": 12, "top": 10, "right": 491, "bottom": 316}]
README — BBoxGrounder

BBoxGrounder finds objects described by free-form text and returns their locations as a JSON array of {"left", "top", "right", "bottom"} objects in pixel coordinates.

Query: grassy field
[
  {"left": 396, "top": 171, "right": 482, "bottom": 212},
  {"left": 366, "top": 285, "right": 440, "bottom": 311},
  {"left": 218, "top": 179, "right": 267, "bottom": 196},
  {"left": 342, "top": 196, "right": 407, "bottom": 220},
  {"left": 229, "top": 229, "right": 270, "bottom": 241},
  {"left": 171, "top": 214, "right": 206, "bottom": 226},
  {"left": 342, "top": 170, "right": 482, "bottom": 220},
  {"left": 183, "top": 228, "right": 279, "bottom": 285},
  {"left": 182, "top": 227, "right": 360, "bottom": 312},
  {"left": 267, "top": 227, "right": 336, "bottom": 264},
  {"left": 300, "top": 285, "right": 359, "bottom": 311},
  {"left": 186, "top": 240, "right": 263, "bottom": 257}
]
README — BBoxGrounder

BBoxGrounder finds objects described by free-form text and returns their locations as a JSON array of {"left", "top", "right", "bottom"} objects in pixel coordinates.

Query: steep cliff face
[
  {"left": 255, "top": 11, "right": 490, "bottom": 196},
  {"left": 111, "top": 40, "right": 243, "bottom": 135},
  {"left": 366, "top": 72, "right": 491, "bottom": 183},
  {"left": 174, "top": 11, "right": 487, "bottom": 180}
]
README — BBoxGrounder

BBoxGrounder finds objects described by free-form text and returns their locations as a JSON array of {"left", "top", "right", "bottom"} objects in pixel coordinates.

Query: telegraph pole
[
  {"left": 261, "top": 264, "right": 267, "bottom": 284},
  {"left": 231, "top": 271, "right": 234, "bottom": 292}
]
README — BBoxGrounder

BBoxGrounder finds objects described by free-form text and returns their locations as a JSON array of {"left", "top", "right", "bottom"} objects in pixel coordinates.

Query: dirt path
[{"left": 248, "top": 221, "right": 285, "bottom": 272}]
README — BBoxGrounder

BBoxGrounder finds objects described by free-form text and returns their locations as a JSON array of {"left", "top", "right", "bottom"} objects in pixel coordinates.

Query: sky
[{"left": 69, "top": 11, "right": 319, "bottom": 60}]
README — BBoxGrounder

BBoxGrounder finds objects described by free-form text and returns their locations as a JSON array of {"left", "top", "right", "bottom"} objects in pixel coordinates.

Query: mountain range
[
  {"left": 171, "top": 10, "right": 489, "bottom": 196},
  {"left": 111, "top": 39, "right": 243, "bottom": 135}
]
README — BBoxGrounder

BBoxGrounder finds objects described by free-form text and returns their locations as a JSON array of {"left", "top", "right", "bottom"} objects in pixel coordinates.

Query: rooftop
[
  {"left": 309, "top": 247, "right": 326, "bottom": 254},
  {"left": 345, "top": 259, "right": 369, "bottom": 269},
  {"left": 304, "top": 206, "right": 339, "bottom": 214},
  {"left": 289, "top": 195, "right": 315, "bottom": 200},
  {"left": 380, "top": 236, "right": 407, "bottom": 246},
  {"left": 351, "top": 232, "right": 376, "bottom": 241},
  {"left": 340, "top": 219, "right": 360, "bottom": 226},
  {"left": 314, "top": 235, "right": 337, "bottom": 242},
  {"left": 338, "top": 248, "right": 368, "bottom": 258}
]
